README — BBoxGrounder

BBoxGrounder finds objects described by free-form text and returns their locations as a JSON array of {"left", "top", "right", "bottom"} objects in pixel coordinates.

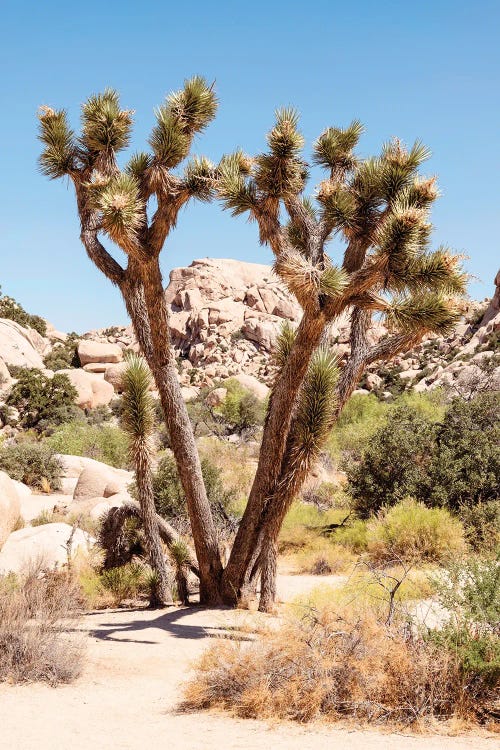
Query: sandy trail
[{"left": 0, "top": 574, "right": 495, "bottom": 750}]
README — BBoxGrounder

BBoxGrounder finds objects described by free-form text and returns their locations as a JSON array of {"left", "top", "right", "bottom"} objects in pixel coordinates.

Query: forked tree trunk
[{"left": 221, "top": 311, "right": 327, "bottom": 602}]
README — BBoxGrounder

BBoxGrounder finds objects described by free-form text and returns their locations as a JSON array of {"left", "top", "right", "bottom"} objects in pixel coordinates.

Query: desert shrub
[
  {"left": 347, "top": 406, "right": 435, "bottom": 517},
  {"left": 0, "top": 567, "right": 83, "bottom": 684},
  {"left": 219, "top": 378, "right": 266, "bottom": 434},
  {"left": 184, "top": 605, "right": 493, "bottom": 724},
  {"left": 433, "top": 555, "right": 500, "bottom": 631},
  {"left": 0, "top": 286, "right": 47, "bottom": 337},
  {"left": 347, "top": 393, "right": 500, "bottom": 516},
  {"left": 0, "top": 442, "right": 62, "bottom": 490},
  {"left": 366, "top": 499, "right": 466, "bottom": 564},
  {"left": 43, "top": 333, "right": 81, "bottom": 370},
  {"left": 6, "top": 368, "right": 79, "bottom": 432},
  {"left": 330, "top": 518, "right": 368, "bottom": 553},
  {"left": 327, "top": 393, "right": 389, "bottom": 463},
  {"left": 47, "top": 422, "right": 129, "bottom": 469},
  {"left": 99, "top": 562, "right": 151, "bottom": 606},
  {"left": 426, "top": 626, "right": 499, "bottom": 697},
  {"left": 142, "top": 454, "right": 237, "bottom": 533},
  {"left": 460, "top": 501, "right": 500, "bottom": 552},
  {"left": 426, "top": 393, "right": 500, "bottom": 510}
]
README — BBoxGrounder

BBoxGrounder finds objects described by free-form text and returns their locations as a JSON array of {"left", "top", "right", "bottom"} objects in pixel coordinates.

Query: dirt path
[{"left": 0, "top": 574, "right": 495, "bottom": 750}]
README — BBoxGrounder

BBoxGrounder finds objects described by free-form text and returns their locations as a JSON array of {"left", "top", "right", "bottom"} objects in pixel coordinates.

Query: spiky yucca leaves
[
  {"left": 291, "top": 349, "right": 338, "bottom": 463},
  {"left": 254, "top": 108, "right": 307, "bottom": 198},
  {"left": 81, "top": 89, "right": 133, "bottom": 153},
  {"left": 121, "top": 353, "right": 172, "bottom": 606},
  {"left": 150, "top": 76, "right": 217, "bottom": 168},
  {"left": 274, "top": 250, "right": 347, "bottom": 310},
  {"left": 121, "top": 353, "right": 155, "bottom": 447},
  {"left": 183, "top": 156, "right": 216, "bottom": 202},
  {"left": 92, "top": 173, "right": 144, "bottom": 252},
  {"left": 273, "top": 321, "right": 297, "bottom": 372},
  {"left": 37, "top": 107, "right": 76, "bottom": 178},
  {"left": 313, "top": 120, "right": 364, "bottom": 175},
  {"left": 384, "top": 292, "right": 462, "bottom": 337}
]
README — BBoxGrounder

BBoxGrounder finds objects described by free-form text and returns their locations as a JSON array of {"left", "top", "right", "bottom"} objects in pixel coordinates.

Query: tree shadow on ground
[{"left": 86, "top": 605, "right": 255, "bottom": 645}]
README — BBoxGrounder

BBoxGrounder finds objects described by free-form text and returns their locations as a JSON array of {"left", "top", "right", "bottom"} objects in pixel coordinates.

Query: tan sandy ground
[{"left": 0, "top": 574, "right": 496, "bottom": 750}]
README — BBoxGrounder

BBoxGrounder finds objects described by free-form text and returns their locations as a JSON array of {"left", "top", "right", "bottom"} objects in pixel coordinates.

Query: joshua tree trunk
[
  {"left": 221, "top": 311, "right": 326, "bottom": 602},
  {"left": 139, "top": 258, "right": 223, "bottom": 604}
]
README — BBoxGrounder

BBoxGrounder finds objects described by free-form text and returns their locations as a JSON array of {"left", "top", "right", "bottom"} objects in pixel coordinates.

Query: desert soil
[{"left": 0, "top": 573, "right": 496, "bottom": 750}]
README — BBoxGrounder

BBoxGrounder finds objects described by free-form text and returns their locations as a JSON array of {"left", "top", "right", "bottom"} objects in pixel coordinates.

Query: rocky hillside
[{"left": 0, "top": 259, "right": 499, "bottom": 411}]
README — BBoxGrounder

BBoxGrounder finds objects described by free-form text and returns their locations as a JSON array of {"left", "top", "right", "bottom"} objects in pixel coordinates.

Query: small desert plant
[
  {"left": 366, "top": 499, "right": 466, "bottom": 564},
  {"left": 99, "top": 562, "right": 149, "bottom": 606},
  {"left": 0, "top": 442, "right": 62, "bottom": 490},
  {"left": 169, "top": 540, "right": 191, "bottom": 605},
  {"left": 218, "top": 379, "right": 266, "bottom": 434},
  {"left": 0, "top": 567, "right": 83, "bottom": 684},
  {"left": 43, "top": 333, "right": 81, "bottom": 370}
]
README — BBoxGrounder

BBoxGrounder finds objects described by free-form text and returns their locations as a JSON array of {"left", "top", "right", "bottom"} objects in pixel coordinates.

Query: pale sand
[{"left": 0, "top": 574, "right": 496, "bottom": 750}]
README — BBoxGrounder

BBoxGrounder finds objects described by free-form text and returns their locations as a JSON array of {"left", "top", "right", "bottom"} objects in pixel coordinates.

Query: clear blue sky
[{"left": 1, "top": 1, "right": 498, "bottom": 331}]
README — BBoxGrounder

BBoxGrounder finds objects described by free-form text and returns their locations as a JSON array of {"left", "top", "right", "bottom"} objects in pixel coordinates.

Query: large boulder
[
  {"left": 0, "top": 471, "right": 21, "bottom": 548},
  {"left": 57, "top": 368, "right": 115, "bottom": 409},
  {"left": 0, "top": 523, "right": 94, "bottom": 574},
  {"left": 72, "top": 461, "right": 132, "bottom": 502},
  {"left": 230, "top": 373, "right": 269, "bottom": 400},
  {"left": 0, "top": 319, "right": 45, "bottom": 368},
  {"left": 78, "top": 340, "right": 123, "bottom": 366}
]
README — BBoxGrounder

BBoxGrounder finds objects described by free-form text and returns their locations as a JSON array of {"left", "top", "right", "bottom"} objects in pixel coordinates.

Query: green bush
[
  {"left": 347, "top": 393, "right": 500, "bottom": 516},
  {"left": 0, "top": 443, "right": 62, "bottom": 490},
  {"left": 426, "top": 393, "right": 500, "bottom": 510},
  {"left": 99, "top": 563, "right": 149, "bottom": 606},
  {"left": 328, "top": 393, "right": 389, "bottom": 464},
  {"left": 460, "top": 501, "right": 500, "bottom": 552},
  {"left": 47, "top": 422, "right": 129, "bottom": 469},
  {"left": 43, "top": 333, "right": 81, "bottom": 370},
  {"left": 142, "top": 454, "right": 237, "bottom": 531},
  {"left": 0, "top": 286, "right": 47, "bottom": 337},
  {"left": 6, "top": 368, "right": 79, "bottom": 432},
  {"left": 434, "top": 554, "right": 500, "bottom": 630},
  {"left": 347, "top": 405, "right": 435, "bottom": 517},
  {"left": 366, "top": 499, "right": 466, "bottom": 563},
  {"left": 219, "top": 378, "right": 266, "bottom": 434}
]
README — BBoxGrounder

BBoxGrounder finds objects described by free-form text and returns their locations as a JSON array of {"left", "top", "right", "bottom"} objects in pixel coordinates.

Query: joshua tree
[
  {"left": 39, "top": 87, "right": 466, "bottom": 611},
  {"left": 121, "top": 353, "right": 172, "bottom": 606},
  {"left": 38, "top": 79, "right": 223, "bottom": 603}
]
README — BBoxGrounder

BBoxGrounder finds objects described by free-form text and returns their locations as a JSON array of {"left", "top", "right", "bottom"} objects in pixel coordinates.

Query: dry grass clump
[
  {"left": 366, "top": 499, "right": 466, "bottom": 564},
  {"left": 184, "top": 607, "right": 495, "bottom": 726},
  {"left": 0, "top": 566, "right": 84, "bottom": 685}
]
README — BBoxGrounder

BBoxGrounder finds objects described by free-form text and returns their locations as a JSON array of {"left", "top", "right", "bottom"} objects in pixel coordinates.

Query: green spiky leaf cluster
[
  {"left": 169, "top": 539, "right": 191, "bottom": 568},
  {"left": 150, "top": 76, "right": 217, "bottom": 168},
  {"left": 183, "top": 156, "right": 215, "bottom": 201},
  {"left": 37, "top": 107, "right": 76, "bottom": 178},
  {"left": 313, "top": 120, "right": 363, "bottom": 173},
  {"left": 293, "top": 349, "right": 338, "bottom": 458},
  {"left": 121, "top": 354, "right": 155, "bottom": 445},
  {"left": 273, "top": 321, "right": 297, "bottom": 371},
  {"left": 93, "top": 173, "right": 144, "bottom": 247},
  {"left": 81, "top": 89, "right": 133, "bottom": 153},
  {"left": 384, "top": 293, "right": 462, "bottom": 336}
]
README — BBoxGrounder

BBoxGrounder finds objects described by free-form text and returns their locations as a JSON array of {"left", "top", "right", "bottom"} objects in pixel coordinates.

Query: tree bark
[
  {"left": 135, "top": 443, "right": 173, "bottom": 606},
  {"left": 138, "top": 257, "right": 223, "bottom": 604},
  {"left": 221, "top": 310, "right": 326, "bottom": 602}
]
